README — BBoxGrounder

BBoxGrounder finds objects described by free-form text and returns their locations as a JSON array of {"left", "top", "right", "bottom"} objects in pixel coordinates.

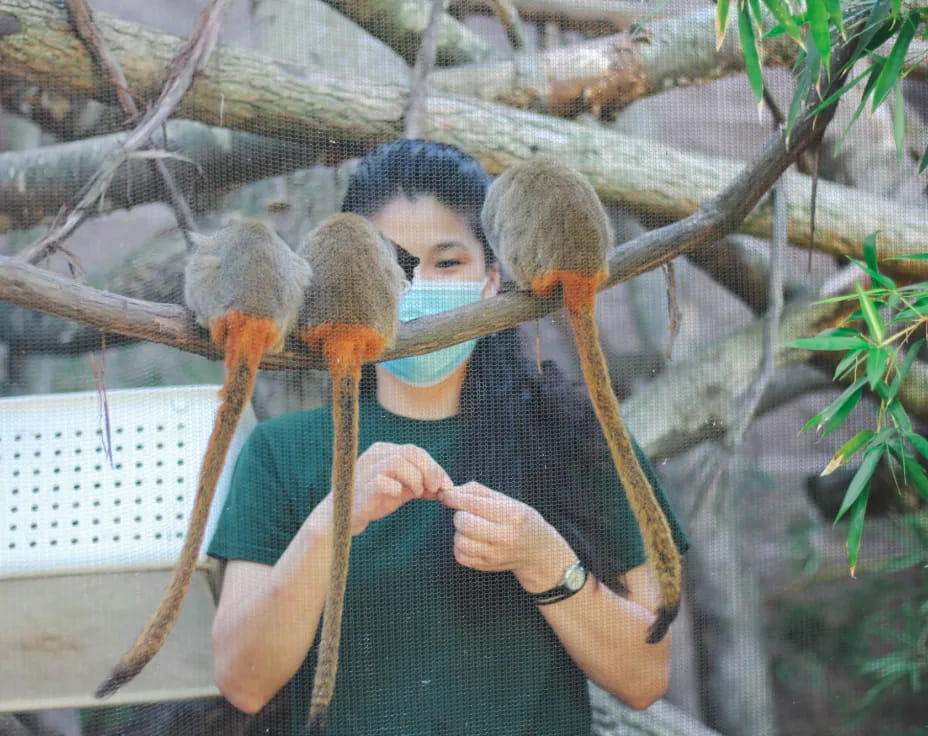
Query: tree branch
[
  {"left": 2, "top": 0, "right": 923, "bottom": 277},
  {"left": 0, "top": 120, "right": 347, "bottom": 232},
  {"left": 322, "top": 0, "right": 499, "bottom": 65},
  {"left": 432, "top": 7, "right": 794, "bottom": 119},
  {"left": 15, "top": 0, "right": 230, "bottom": 265},
  {"left": 404, "top": 0, "right": 447, "bottom": 138},
  {"left": 65, "top": 0, "right": 196, "bottom": 235}
]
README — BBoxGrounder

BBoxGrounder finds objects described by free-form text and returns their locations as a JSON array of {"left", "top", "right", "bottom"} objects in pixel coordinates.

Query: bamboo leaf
[
  {"left": 761, "top": 0, "right": 802, "bottom": 42},
  {"left": 717, "top": 0, "right": 731, "bottom": 49},
  {"left": 908, "top": 432, "right": 928, "bottom": 463},
  {"left": 807, "top": 0, "right": 832, "bottom": 76},
  {"left": 871, "top": 12, "right": 917, "bottom": 111},
  {"left": 888, "top": 398, "right": 912, "bottom": 433},
  {"left": 823, "top": 384, "right": 863, "bottom": 436},
  {"left": 835, "top": 445, "right": 883, "bottom": 522},
  {"left": 893, "top": 84, "right": 906, "bottom": 163},
  {"left": 885, "top": 338, "right": 924, "bottom": 401},
  {"left": 833, "top": 347, "right": 866, "bottom": 380},
  {"left": 786, "top": 333, "right": 869, "bottom": 351},
  {"left": 824, "top": 0, "right": 844, "bottom": 36},
  {"left": 863, "top": 231, "right": 880, "bottom": 274},
  {"left": 846, "top": 485, "right": 869, "bottom": 577},
  {"left": 822, "top": 429, "right": 876, "bottom": 475},
  {"left": 739, "top": 4, "right": 764, "bottom": 102},
  {"left": 866, "top": 347, "right": 889, "bottom": 390},
  {"left": 855, "top": 280, "right": 885, "bottom": 343}
]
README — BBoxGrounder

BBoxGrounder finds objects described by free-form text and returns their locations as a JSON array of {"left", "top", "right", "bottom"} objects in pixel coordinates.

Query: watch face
[{"left": 565, "top": 563, "right": 586, "bottom": 591}]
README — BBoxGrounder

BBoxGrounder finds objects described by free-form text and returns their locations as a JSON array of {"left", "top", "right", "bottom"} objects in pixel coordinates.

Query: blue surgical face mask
[{"left": 381, "top": 278, "right": 488, "bottom": 387}]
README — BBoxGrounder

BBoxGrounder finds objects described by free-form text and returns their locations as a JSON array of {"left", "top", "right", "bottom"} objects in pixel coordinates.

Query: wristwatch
[{"left": 525, "top": 560, "right": 588, "bottom": 606}]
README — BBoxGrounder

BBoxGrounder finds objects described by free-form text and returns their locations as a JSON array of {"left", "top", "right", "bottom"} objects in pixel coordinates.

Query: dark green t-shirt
[{"left": 208, "top": 399, "right": 688, "bottom": 735}]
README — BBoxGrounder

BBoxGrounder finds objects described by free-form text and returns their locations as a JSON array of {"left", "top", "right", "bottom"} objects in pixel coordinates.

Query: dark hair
[
  {"left": 341, "top": 138, "right": 494, "bottom": 267},
  {"left": 345, "top": 140, "right": 619, "bottom": 600}
]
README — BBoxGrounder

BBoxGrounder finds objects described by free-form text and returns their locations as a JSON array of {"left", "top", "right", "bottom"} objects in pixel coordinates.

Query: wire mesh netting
[{"left": 1, "top": 1, "right": 926, "bottom": 735}]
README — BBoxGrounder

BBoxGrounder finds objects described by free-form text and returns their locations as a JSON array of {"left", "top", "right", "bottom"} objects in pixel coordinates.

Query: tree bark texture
[
  {"left": 1, "top": 0, "right": 925, "bottom": 277},
  {"left": 0, "top": 120, "right": 340, "bottom": 232},
  {"left": 432, "top": 7, "right": 795, "bottom": 117},
  {"left": 323, "top": 0, "right": 499, "bottom": 65}
]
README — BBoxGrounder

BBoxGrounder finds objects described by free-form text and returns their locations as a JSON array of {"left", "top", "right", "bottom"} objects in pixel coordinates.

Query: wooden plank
[{"left": 0, "top": 570, "right": 219, "bottom": 711}]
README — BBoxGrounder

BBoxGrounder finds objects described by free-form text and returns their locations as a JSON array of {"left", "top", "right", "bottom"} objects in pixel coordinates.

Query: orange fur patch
[
  {"left": 531, "top": 268, "right": 608, "bottom": 313},
  {"left": 210, "top": 310, "right": 281, "bottom": 375},
  {"left": 301, "top": 324, "right": 387, "bottom": 377}
]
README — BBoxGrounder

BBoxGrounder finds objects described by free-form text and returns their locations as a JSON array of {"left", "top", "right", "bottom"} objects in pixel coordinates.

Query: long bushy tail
[
  {"left": 535, "top": 270, "right": 681, "bottom": 644},
  {"left": 95, "top": 311, "right": 278, "bottom": 698},
  {"left": 303, "top": 325, "right": 386, "bottom": 736}
]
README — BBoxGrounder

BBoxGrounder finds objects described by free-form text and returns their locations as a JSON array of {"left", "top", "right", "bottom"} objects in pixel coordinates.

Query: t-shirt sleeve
[
  {"left": 591, "top": 435, "right": 690, "bottom": 575},
  {"left": 206, "top": 423, "right": 300, "bottom": 566}
]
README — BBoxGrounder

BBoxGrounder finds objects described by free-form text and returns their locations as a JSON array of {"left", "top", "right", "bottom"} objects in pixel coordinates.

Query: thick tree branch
[
  {"left": 0, "top": 120, "right": 346, "bottom": 232},
  {"left": 2, "top": 0, "right": 924, "bottom": 278},
  {"left": 432, "top": 7, "right": 794, "bottom": 118},
  {"left": 322, "top": 0, "right": 499, "bottom": 65},
  {"left": 452, "top": 0, "right": 669, "bottom": 34}
]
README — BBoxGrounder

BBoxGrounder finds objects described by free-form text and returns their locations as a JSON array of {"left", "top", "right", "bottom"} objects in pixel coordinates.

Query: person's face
[{"left": 369, "top": 196, "right": 499, "bottom": 293}]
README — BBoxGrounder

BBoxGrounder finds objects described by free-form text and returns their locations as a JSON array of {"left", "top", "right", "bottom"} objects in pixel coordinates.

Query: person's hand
[
  {"left": 346, "top": 442, "right": 453, "bottom": 535},
  {"left": 438, "top": 482, "right": 576, "bottom": 593}
]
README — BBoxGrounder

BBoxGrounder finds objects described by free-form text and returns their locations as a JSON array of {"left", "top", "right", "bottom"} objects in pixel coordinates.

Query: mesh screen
[{"left": 1, "top": 1, "right": 926, "bottom": 735}]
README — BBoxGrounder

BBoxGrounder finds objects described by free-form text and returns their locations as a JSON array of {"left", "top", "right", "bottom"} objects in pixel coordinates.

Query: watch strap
[{"left": 525, "top": 560, "right": 588, "bottom": 606}]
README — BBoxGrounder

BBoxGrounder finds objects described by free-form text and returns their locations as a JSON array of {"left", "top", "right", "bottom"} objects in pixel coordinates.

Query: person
[{"left": 207, "top": 139, "right": 689, "bottom": 735}]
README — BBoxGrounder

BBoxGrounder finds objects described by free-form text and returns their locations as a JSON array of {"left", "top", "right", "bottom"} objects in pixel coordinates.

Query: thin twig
[
  {"left": 404, "top": 0, "right": 449, "bottom": 139},
  {"left": 66, "top": 0, "right": 197, "bottom": 240},
  {"left": 690, "top": 174, "right": 788, "bottom": 520},
  {"left": 662, "top": 261, "right": 680, "bottom": 360},
  {"left": 487, "top": 0, "right": 530, "bottom": 51},
  {"left": 17, "top": 0, "right": 229, "bottom": 265}
]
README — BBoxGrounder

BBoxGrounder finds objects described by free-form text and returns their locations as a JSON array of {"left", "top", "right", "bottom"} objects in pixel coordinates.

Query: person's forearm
[
  {"left": 212, "top": 498, "right": 335, "bottom": 712},
  {"left": 531, "top": 576, "right": 670, "bottom": 710}
]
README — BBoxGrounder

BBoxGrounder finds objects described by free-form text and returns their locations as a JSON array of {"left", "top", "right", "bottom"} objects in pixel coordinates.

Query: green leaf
[
  {"left": 845, "top": 485, "right": 869, "bottom": 577},
  {"left": 822, "top": 429, "right": 876, "bottom": 475},
  {"left": 919, "top": 144, "right": 928, "bottom": 174},
  {"left": 866, "top": 347, "right": 889, "bottom": 390},
  {"left": 835, "top": 445, "right": 883, "bottom": 522},
  {"left": 807, "top": 0, "right": 832, "bottom": 76},
  {"left": 716, "top": 0, "right": 731, "bottom": 49},
  {"left": 888, "top": 398, "right": 913, "bottom": 433},
  {"left": 863, "top": 231, "right": 880, "bottom": 274},
  {"left": 835, "top": 62, "right": 882, "bottom": 154},
  {"left": 888, "top": 252, "right": 928, "bottom": 260},
  {"left": 808, "top": 68, "right": 872, "bottom": 117},
  {"left": 738, "top": 4, "right": 764, "bottom": 102},
  {"left": 833, "top": 347, "right": 866, "bottom": 380},
  {"left": 802, "top": 375, "right": 866, "bottom": 432},
  {"left": 893, "top": 84, "right": 906, "bottom": 163},
  {"left": 885, "top": 338, "right": 924, "bottom": 401},
  {"left": 856, "top": 280, "right": 885, "bottom": 343},
  {"left": 761, "top": 0, "right": 802, "bottom": 42},
  {"left": 824, "top": 0, "right": 844, "bottom": 36},
  {"left": 786, "top": 333, "right": 869, "bottom": 351},
  {"left": 823, "top": 384, "right": 864, "bottom": 436},
  {"left": 787, "top": 49, "right": 815, "bottom": 140},
  {"left": 856, "top": 0, "right": 893, "bottom": 56},
  {"left": 907, "top": 432, "right": 928, "bottom": 463},
  {"left": 870, "top": 12, "right": 917, "bottom": 112}
]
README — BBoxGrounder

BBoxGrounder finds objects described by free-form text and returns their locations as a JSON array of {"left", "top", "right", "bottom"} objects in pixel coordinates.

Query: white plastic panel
[{"left": 0, "top": 385, "right": 256, "bottom": 579}]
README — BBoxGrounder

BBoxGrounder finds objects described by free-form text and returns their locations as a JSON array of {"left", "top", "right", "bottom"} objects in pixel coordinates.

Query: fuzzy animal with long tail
[
  {"left": 481, "top": 159, "right": 681, "bottom": 644},
  {"left": 297, "top": 213, "right": 407, "bottom": 734},
  {"left": 95, "top": 220, "right": 312, "bottom": 698}
]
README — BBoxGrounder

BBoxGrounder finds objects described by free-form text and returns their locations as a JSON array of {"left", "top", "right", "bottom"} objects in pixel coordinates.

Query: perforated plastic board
[{"left": 0, "top": 385, "right": 256, "bottom": 579}]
